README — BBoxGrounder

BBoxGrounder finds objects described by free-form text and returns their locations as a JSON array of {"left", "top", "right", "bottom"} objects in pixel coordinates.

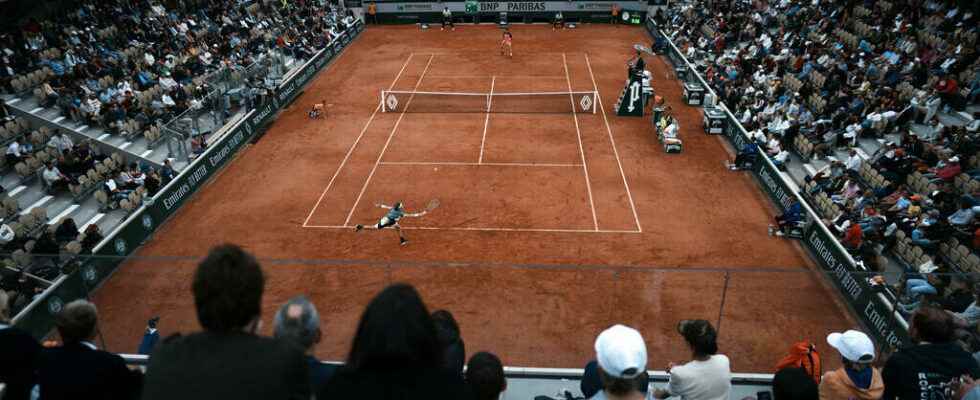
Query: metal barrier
[{"left": 645, "top": 17, "right": 910, "bottom": 349}]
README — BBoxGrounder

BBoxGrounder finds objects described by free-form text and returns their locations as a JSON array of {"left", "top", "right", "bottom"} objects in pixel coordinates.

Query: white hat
[
  {"left": 827, "top": 330, "right": 875, "bottom": 363},
  {"left": 950, "top": 156, "right": 960, "bottom": 163},
  {"left": 595, "top": 324, "right": 647, "bottom": 379}
]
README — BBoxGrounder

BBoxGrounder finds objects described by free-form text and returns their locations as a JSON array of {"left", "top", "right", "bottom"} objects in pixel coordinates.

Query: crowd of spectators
[
  {"left": 1, "top": 0, "right": 355, "bottom": 135},
  {"left": 0, "top": 0, "right": 358, "bottom": 337},
  {"left": 660, "top": 0, "right": 980, "bottom": 356},
  {"left": 4, "top": 244, "right": 980, "bottom": 399}
]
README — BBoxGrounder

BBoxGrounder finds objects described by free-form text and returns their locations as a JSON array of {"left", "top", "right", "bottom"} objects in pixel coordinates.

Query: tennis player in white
[{"left": 354, "top": 202, "right": 427, "bottom": 246}]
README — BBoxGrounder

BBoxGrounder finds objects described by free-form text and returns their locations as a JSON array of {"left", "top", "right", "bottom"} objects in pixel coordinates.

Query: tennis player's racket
[{"left": 423, "top": 199, "right": 440, "bottom": 214}]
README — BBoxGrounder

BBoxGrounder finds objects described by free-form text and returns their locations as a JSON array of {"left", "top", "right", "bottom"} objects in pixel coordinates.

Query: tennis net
[{"left": 380, "top": 90, "right": 599, "bottom": 114}]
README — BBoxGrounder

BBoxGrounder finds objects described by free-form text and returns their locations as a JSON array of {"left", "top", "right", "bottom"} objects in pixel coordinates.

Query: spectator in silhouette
[
  {"left": 317, "top": 284, "right": 470, "bottom": 399},
  {"left": 142, "top": 244, "right": 310, "bottom": 400},
  {"left": 432, "top": 309, "right": 466, "bottom": 374},
  {"left": 54, "top": 217, "right": 79, "bottom": 244},
  {"left": 273, "top": 295, "right": 336, "bottom": 391},
  {"left": 0, "top": 290, "right": 42, "bottom": 400},
  {"left": 773, "top": 367, "right": 818, "bottom": 400},
  {"left": 36, "top": 300, "right": 142, "bottom": 400},
  {"left": 466, "top": 352, "right": 506, "bottom": 400},
  {"left": 80, "top": 224, "right": 103, "bottom": 253},
  {"left": 882, "top": 305, "right": 980, "bottom": 399}
]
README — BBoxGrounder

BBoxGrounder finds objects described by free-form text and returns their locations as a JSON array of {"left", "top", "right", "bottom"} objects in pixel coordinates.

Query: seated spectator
[
  {"left": 820, "top": 330, "right": 883, "bottom": 400},
  {"left": 142, "top": 244, "right": 310, "bottom": 400},
  {"left": 47, "top": 130, "right": 74, "bottom": 153},
  {"left": 654, "top": 319, "right": 731, "bottom": 400},
  {"left": 770, "top": 197, "right": 802, "bottom": 236},
  {"left": 0, "top": 290, "right": 42, "bottom": 400},
  {"left": 317, "top": 284, "right": 470, "bottom": 399},
  {"left": 0, "top": 98, "right": 13, "bottom": 122},
  {"left": 273, "top": 295, "right": 337, "bottom": 391},
  {"left": 80, "top": 224, "right": 103, "bottom": 253},
  {"left": 42, "top": 162, "right": 71, "bottom": 192},
  {"left": 432, "top": 309, "right": 465, "bottom": 375},
  {"left": 466, "top": 352, "right": 506, "bottom": 400},
  {"left": 36, "top": 299, "right": 142, "bottom": 400},
  {"left": 882, "top": 306, "right": 980, "bottom": 399},
  {"left": 591, "top": 324, "right": 649, "bottom": 400},
  {"left": 6, "top": 137, "right": 25, "bottom": 166},
  {"left": 54, "top": 218, "right": 79, "bottom": 244},
  {"left": 729, "top": 140, "right": 758, "bottom": 170},
  {"left": 949, "top": 200, "right": 977, "bottom": 228},
  {"left": 190, "top": 134, "right": 207, "bottom": 158},
  {"left": 160, "top": 159, "right": 176, "bottom": 184}
]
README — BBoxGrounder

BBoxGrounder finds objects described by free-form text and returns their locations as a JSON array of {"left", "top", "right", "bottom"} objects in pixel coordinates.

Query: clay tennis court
[{"left": 91, "top": 24, "right": 855, "bottom": 372}]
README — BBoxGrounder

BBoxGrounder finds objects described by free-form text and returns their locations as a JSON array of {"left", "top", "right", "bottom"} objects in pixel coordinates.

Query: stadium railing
[
  {"left": 10, "top": 20, "right": 366, "bottom": 339},
  {"left": 644, "top": 17, "right": 910, "bottom": 350},
  {"left": 117, "top": 353, "right": 774, "bottom": 399}
]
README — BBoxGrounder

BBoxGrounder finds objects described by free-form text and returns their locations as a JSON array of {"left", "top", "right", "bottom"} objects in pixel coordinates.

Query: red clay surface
[{"left": 91, "top": 25, "right": 856, "bottom": 372}]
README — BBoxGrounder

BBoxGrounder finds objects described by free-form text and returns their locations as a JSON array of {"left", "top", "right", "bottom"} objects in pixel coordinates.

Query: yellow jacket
[{"left": 818, "top": 368, "right": 884, "bottom": 400}]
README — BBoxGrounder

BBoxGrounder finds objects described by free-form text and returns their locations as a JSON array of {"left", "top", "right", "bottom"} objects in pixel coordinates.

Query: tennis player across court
[{"left": 354, "top": 200, "right": 439, "bottom": 245}]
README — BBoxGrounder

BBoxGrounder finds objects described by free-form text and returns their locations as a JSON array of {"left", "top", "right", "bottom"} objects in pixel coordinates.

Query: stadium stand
[
  {"left": 658, "top": 0, "right": 980, "bottom": 339},
  {"left": 0, "top": 0, "right": 356, "bottom": 319}
]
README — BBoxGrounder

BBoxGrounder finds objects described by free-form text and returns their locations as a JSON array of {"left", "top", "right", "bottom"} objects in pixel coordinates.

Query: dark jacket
[
  {"left": 0, "top": 325, "right": 42, "bottom": 400},
  {"left": 882, "top": 342, "right": 980, "bottom": 400},
  {"left": 141, "top": 331, "right": 310, "bottom": 400},
  {"left": 37, "top": 342, "right": 142, "bottom": 400},
  {"left": 318, "top": 365, "right": 471, "bottom": 400}
]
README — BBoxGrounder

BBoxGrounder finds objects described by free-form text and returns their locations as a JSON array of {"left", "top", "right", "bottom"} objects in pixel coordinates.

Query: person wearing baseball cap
[
  {"left": 819, "top": 330, "right": 883, "bottom": 399},
  {"left": 591, "top": 324, "right": 649, "bottom": 400}
]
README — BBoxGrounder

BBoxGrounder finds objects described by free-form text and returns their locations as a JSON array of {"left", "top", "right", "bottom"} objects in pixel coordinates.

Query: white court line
[
  {"left": 304, "top": 224, "right": 642, "bottom": 234},
  {"left": 344, "top": 54, "right": 436, "bottom": 226},
  {"left": 585, "top": 53, "right": 642, "bottom": 232},
  {"left": 562, "top": 53, "right": 598, "bottom": 231},
  {"left": 478, "top": 76, "right": 495, "bottom": 164},
  {"left": 302, "top": 53, "right": 416, "bottom": 227},
  {"left": 47, "top": 204, "right": 79, "bottom": 225},
  {"left": 20, "top": 195, "right": 53, "bottom": 216},
  {"left": 380, "top": 161, "right": 582, "bottom": 167},
  {"left": 80, "top": 213, "right": 105, "bottom": 232}
]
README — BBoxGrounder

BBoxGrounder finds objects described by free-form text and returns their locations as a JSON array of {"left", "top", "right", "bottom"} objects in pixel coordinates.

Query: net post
[
  {"left": 593, "top": 91, "right": 598, "bottom": 114},
  {"left": 380, "top": 89, "right": 385, "bottom": 112}
]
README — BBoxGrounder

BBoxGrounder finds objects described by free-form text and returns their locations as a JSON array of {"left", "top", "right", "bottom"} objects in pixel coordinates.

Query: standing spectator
[
  {"left": 819, "top": 330, "right": 883, "bottom": 400},
  {"left": 273, "top": 295, "right": 337, "bottom": 391},
  {"left": 654, "top": 319, "right": 731, "bottom": 400},
  {"left": 36, "top": 299, "right": 142, "bottom": 400},
  {"left": 590, "top": 324, "right": 648, "bottom": 400},
  {"left": 466, "top": 352, "right": 506, "bottom": 400},
  {"left": 0, "top": 290, "right": 42, "bottom": 400},
  {"left": 432, "top": 309, "right": 466, "bottom": 374},
  {"left": 882, "top": 306, "right": 980, "bottom": 399},
  {"left": 317, "top": 284, "right": 470, "bottom": 399},
  {"left": 142, "top": 244, "right": 310, "bottom": 400},
  {"left": 367, "top": 2, "right": 378, "bottom": 24}
]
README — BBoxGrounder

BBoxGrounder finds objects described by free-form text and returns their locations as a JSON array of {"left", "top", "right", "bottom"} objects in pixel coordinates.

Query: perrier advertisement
[{"left": 465, "top": 0, "right": 479, "bottom": 13}]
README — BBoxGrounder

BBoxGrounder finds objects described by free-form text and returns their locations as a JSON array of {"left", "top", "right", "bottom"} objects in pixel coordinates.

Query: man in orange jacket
[{"left": 819, "top": 330, "right": 883, "bottom": 400}]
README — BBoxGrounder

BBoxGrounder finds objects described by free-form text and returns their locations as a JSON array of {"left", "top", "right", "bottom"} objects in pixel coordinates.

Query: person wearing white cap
[
  {"left": 592, "top": 324, "right": 649, "bottom": 400},
  {"left": 819, "top": 330, "right": 883, "bottom": 400},
  {"left": 653, "top": 320, "right": 730, "bottom": 400}
]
